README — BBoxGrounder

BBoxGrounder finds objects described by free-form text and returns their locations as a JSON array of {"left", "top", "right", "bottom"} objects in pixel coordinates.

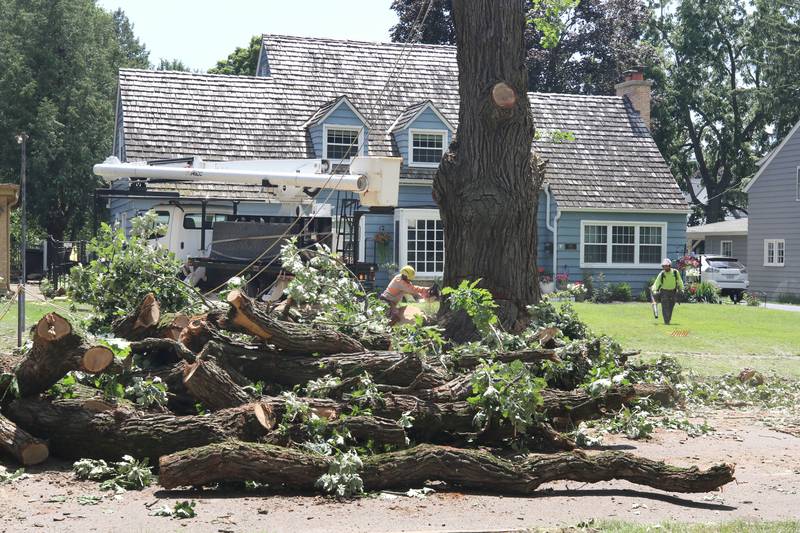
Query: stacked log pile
[{"left": 0, "top": 291, "right": 735, "bottom": 495}]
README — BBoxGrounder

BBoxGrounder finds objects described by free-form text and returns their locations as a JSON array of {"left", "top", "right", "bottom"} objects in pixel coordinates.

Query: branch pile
[{"left": 0, "top": 285, "right": 734, "bottom": 497}]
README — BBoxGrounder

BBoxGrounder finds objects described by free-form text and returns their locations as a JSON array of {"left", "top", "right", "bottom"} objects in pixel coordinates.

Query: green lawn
[
  {"left": 569, "top": 302, "right": 800, "bottom": 376},
  {"left": 0, "top": 298, "right": 89, "bottom": 351}
]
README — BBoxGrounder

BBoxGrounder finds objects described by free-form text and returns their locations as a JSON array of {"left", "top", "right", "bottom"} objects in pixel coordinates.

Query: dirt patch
[{"left": 1, "top": 408, "right": 799, "bottom": 533}]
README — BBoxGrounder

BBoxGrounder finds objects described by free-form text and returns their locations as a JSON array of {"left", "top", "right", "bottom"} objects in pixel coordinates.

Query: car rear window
[{"left": 707, "top": 259, "right": 744, "bottom": 269}]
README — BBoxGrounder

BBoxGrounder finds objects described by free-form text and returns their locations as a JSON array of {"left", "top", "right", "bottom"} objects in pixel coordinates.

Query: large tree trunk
[
  {"left": 433, "top": 0, "right": 545, "bottom": 340},
  {"left": 4, "top": 398, "right": 271, "bottom": 460},
  {"left": 12, "top": 313, "right": 114, "bottom": 397},
  {"left": 158, "top": 441, "right": 735, "bottom": 494},
  {"left": 0, "top": 413, "right": 49, "bottom": 465},
  {"left": 111, "top": 293, "right": 189, "bottom": 342}
]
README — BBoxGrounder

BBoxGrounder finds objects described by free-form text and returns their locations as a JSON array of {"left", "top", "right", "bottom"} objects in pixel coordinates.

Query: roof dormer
[
  {"left": 303, "top": 96, "right": 370, "bottom": 162},
  {"left": 389, "top": 101, "right": 454, "bottom": 168}
]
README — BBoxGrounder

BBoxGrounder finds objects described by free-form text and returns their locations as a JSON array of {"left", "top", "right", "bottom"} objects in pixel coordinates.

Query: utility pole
[{"left": 16, "top": 133, "right": 28, "bottom": 348}]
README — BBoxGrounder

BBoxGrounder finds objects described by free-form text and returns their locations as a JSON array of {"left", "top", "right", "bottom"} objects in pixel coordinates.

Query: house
[
  {"left": 741, "top": 118, "right": 800, "bottom": 299},
  {"left": 0, "top": 184, "right": 19, "bottom": 292},
  {"left": 109, "top": 35, "right": 688, "bottom": 290},
  {"left": 686, "top": 218, "right": 748, "bottom": 264}
]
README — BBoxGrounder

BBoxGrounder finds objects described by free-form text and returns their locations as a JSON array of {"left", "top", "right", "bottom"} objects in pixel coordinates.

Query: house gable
[
  {"left": 390, "top": 102, "right": 453, "bottom": 170},
  {"left": 305, "top": 96, "right": 370, "bottom": 160}
]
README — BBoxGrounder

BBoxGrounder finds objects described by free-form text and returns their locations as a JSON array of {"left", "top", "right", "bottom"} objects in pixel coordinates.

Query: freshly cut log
[
  {"left": 226, "top": 290, "right": 365, "bottom": 354},
  {"left": 126, "top": 364, "right": 195, "bottom": 415},
  {"left": 5, "top": 398, "right": 271, "bottom": 460},
  {"left": 158, "top": 441, "right": 735, "bottom": 494},
  {"left": 112, "top": 293, "right": 189, "bottom": 341},
  {"left": 14, "top": 314, "right": 115, "bottom": 397},
  {"left": 263, "top": 415, "right": 408, "bottom": 450},
  {"left": 182, "top": 358, "right": 251, "bottom": 411},
  {"left": 0, "top": 413, "right": 49, "bottom": 465},
  {"left": 205, "top": 341, "right": 426, "bottom": 388}
]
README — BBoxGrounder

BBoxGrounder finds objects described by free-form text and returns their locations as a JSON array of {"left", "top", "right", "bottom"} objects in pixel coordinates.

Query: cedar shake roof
[{"left": 116, "top": 34, "right": 687, "bottom": 211}]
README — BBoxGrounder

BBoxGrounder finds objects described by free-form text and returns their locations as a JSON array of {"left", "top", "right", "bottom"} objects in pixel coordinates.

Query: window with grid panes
[
  {"left": 411, "top": 132, "right": 445, "bottom": 165},
  {"left": 583, "top": 224, "right": 608, "bottom": 263},
  {"left": 326, "top": 128, "right": 360, "bottom": 160},
  {"left": 639, "top": 226, "right": 663, "bottom": 264},
  {"left": 406, "top": 218, "right": 444, "bottom": 275},
  {"left": 611, "top": 225, "right": 635, "bottom": 263}
]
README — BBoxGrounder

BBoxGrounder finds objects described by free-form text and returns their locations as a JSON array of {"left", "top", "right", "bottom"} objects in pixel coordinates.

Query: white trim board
[
  {"left": 560, "top": 207, "right": 690, "bottom": 215},
  {"left": 744, "top": 118, "right": 800, "bottom": 193},
  {"left": 304, "top": 96, "right": 372, "bottom": 129},
  {"left": 387, "top": 101, "right": 455, "bottom": 134},
  {"left": 579, "top": 220, "right": 668, "bottom": 269}
]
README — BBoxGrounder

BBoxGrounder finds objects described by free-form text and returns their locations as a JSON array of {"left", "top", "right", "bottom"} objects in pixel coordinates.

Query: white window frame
[
  {"left": 395, "top": 208, "right": 444, "bottom": 279},
  {"left": 579, "top": 221, "right": 667, "bottom": 268},
  {"left": 322, "top": 124, "right": 365, "bottom": 163},
  {"left": 720, "top": 240, "right": 733, "bottom": 257},
  {"left": 796, "top": 167, "right": 799, "bottom": 201},
  {"left": 763, "top": 239, "right": 785, "bottom": 267},
  {"left": 408, "top": 128, "right": 447, "bottom": 168}
]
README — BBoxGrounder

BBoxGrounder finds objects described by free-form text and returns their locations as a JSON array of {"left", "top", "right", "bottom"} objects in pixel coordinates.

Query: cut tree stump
[
  {"left": 158, "top": 441, "right": 735, "bottom": 494},
  {"left": 4, "top": 398, "right": 272, "bottom": 460},
  {"left": 0, "top": 413, "right": 49, "bottom": 465},
  {"left": 13, "top": 313, "right": 115, "bottom": 397},
  {"left": 112, "top": 293, "right": 189, "bottom": 341},
  {"left": 226, "top": 290, "right": 365, "bottom": 354},
  {"left": 129, "top": 338, "right": 197, "bottom": 366},
  {"left": 182, "top": 358, "right": 252, "bottom": 411}
]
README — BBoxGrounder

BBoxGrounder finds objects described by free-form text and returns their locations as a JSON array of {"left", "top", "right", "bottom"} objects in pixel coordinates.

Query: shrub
[
  {"left": 609, "top": 282, "right": 632, "bottom": 302},
  {"left": 743, "top": 291, "right": 762, "bottom": 307},
  {"left": 67, "top": 211, "right": 200, "bottom": 332},
  {"left": 581, "top": 272, "right": 594, "bottom": 297},
  {"left": 590, "top": 273, "right": 611, "bottom": 303},
  {"left": 776, "top": 293, "right": 800, "bottom": 305},
  {"left": 693, "top": 281, "right": 721, "bottom": 303}
]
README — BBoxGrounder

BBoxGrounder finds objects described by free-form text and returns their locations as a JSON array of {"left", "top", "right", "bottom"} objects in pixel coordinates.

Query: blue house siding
[
  {"left": 395, "top": 107, "right": 451, "bottom": 174},
  {"left": 555, "top": 211, "right": 687, "bottom": 290},
  {"left": 309, "top": 103, "right": 369, "bottom": 159}
]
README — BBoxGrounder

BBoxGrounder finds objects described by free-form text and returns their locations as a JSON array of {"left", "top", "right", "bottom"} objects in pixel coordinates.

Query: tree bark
[
  {"left": 158, "top": 441, "right": 735, "bottom": 494},
  {"left": 433, "top": 0, "right": 546, "bottom": 339},
  {"left": 111, "top": 293, "right": 189, "bottom": 342},
  {"left": 226, "top": 290, "right": 365, "bottom": 354},
  {"left": 182, "top": 358, "right": 252, "bottom": 411},
  {"left": 13, "top": 313, "right": 114, "bottom": 397},
  {"left": 0, "top": 413, "right": 49, "bottom": 465},
  {"left": 4, "top": 398, "right": 271, "bottom": 460},
  {"left": 204, "top": 341, "right": 427, "bottom": 388}
]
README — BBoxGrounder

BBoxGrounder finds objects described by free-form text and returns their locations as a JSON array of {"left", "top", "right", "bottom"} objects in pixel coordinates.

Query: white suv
[{"left": 699, "top": 255, "right": 749, "bottom": 303}]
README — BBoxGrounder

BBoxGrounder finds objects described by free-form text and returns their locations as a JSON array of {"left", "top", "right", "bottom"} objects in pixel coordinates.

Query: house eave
[{"left": 744, "top": 117, "right": 800, "bottom": 193}]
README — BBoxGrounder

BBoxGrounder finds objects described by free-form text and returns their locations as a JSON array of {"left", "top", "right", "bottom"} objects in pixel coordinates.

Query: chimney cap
[{"left": 623, "top": 67, "right": 645, "bottom": 82}]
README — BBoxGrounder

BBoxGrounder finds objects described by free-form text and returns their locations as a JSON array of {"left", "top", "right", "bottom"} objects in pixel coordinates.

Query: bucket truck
[{"left": 93, "top": 156, "right": 401, "bottom": 294}]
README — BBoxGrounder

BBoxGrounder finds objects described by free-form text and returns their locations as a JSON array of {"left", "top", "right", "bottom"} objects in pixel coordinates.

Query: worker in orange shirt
[{"left": 380, "top": 265, "right": 431, "bottom": 325}]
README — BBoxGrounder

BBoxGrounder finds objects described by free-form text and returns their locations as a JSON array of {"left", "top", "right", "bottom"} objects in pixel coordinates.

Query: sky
[{"left": 96, "top": 0, "right": 398, "bottom": 71}]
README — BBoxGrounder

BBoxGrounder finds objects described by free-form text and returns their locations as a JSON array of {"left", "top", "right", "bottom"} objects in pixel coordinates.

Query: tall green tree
[
  {"left": 647, "top": 0, "right": 798, "bottom": 223},
  {"left": 157, "top": 58, "right": 190, "bottom": 72},
  {"left": 208, "top": 35, "right": 261, "bottom": 75},
  {"left": 0, "top": 0, "right": 149, "bottom": 240},
  {"left": 390, "top": 0, "right": 654, "bottom": 94}
]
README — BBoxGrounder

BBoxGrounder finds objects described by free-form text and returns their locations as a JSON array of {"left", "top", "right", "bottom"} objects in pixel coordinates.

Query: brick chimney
[{"left": 615, "top": 67, "right": 653, "bottom": 129}]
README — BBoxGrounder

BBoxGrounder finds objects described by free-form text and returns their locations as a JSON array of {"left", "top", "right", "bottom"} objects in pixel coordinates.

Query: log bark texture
[
  {"left": 158, "top": 441, "right": 735, "bottom": 494},
  {"left": 111, "top": 293, "right": 189, "bottom": 341},
  {"left": 432, "top": 0, "right": 545, "bottom": 338},
  {"left": 14, "top": 313, "right": 113, "bottom": 397},
  {"left": 182, "top": 359, "right": 252, "bottom": 411},
  {"left": 0, "top": 413, "right": 49, "bottom": 465},
  {"left": 4, "top": 398, "right": 270, "bottom": 460},
  {"left": 226, "top": 291, "right": 364, "bottom": 354}
]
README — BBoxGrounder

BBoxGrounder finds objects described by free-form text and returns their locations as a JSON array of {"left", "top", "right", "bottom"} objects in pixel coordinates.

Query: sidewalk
[{"left": 764, "top": 301, "right": 800, "bottom": 313}]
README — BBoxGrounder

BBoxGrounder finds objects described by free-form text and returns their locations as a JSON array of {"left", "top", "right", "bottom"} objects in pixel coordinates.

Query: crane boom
[{"left": 93, "top": 156, "right": 401, "bottom": 207}]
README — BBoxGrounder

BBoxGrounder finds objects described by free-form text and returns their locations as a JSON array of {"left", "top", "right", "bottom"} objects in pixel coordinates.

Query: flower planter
[{"left": 540, "top": 281, "right": 555, "bottom": 294}]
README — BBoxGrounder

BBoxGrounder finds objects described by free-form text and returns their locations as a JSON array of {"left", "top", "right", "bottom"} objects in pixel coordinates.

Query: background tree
[
  {"left": 390, "top": 0, "right": 653, "bottom": 94},
  {"left": 433, "top": 0, "right": 545, "bottom": 339},
  {"left": 157, "top": 58, "right": 190, "bottom": 72},
  {"left": 0, "top": 0, "right": 150, "bottom": 240},
  {"left": 646, "top": 0, "right": 794, "bottom": 223},
  {"left": 208, "top": 35, "right": 261, "bottom": 75}
]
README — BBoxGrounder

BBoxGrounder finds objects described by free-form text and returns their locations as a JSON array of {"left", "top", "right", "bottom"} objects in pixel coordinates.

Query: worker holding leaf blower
[
  {"left": 651, "top": 258, "right": 684, "bottom": 325},
  {"left": 380, "top": 265, "right": 438, "bottom": 325}
]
